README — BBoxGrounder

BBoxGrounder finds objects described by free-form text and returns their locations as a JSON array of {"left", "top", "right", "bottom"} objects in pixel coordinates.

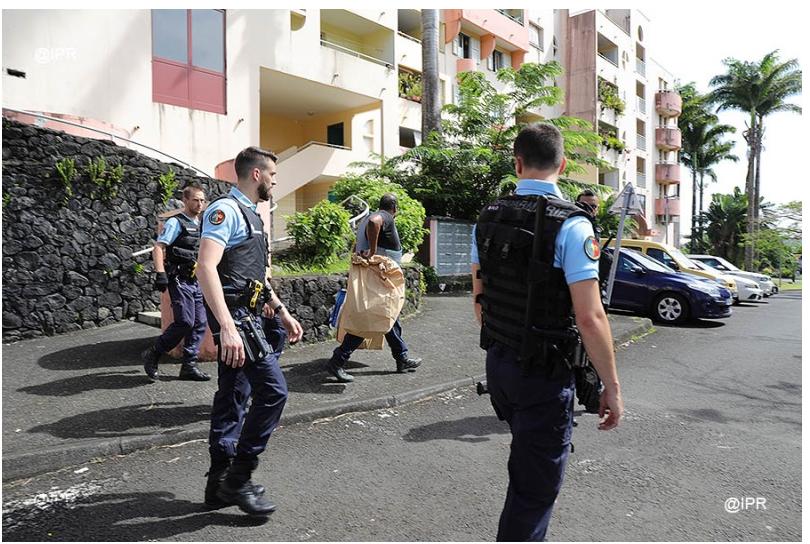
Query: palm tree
[
  {"left": 709, "top": 50, "right": 801, "bottom": 270},
  {"left": 704, "top": 187, "right": 748, "bottom": 266},
  {"left": 694, "top": 131, "right": 738, "bottom": 247},
  {"left": 420, "top": 10, "right": 441, "bottom": 137}
]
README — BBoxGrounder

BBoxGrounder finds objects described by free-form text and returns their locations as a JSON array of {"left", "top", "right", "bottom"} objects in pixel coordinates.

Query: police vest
[
  {"left": 164, "top": 214, "right": 200, "bottom": 278},
  {"left": 475, "top": 194, "right": 593, "bottom": 363},
  {"left": 211, "top": 195, "right": 269, "bottom": 296}
]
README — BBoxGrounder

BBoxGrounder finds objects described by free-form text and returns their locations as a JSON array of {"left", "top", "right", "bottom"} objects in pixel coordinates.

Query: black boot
[
  {"left": 141, "top": 346, "right": 160, "bottom": 382},
  {"left": 205, "top": 458, "right": 265, "bottom": 510},
  {"left": 325, "top": 357, "right": 354, "bottom": 383},
  {"left": 395, "top": 355, "right": 422, "bottom": 373},
  {"left": 179, "top": 361, "right": 211, "bottom": 381},
  {"left": 216, "top": 456, "right": 276, "bottom": 516}
]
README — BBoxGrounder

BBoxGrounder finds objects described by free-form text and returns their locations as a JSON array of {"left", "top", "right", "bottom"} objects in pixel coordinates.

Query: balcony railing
[
  {"left": 637, "top": 133, "right": 647, "bottom": 150},
  {"left": 636, "top": 172, "right": 646, "bottom": 187},
  {"left": 496, "top": 9, "right": 524, "bottom": 25},
  {"left": 655, "top": 91, "right": 683, "bottom": 116},
  {"left": 320, "top": 39, "right": 391, "bottom": 68},
  {"left": 636, "top": 58, "right": 646, "bottom": 77},
  {"left": 598, "top": 52, "right": 619, "bottom": 67},
  {"left": 637, "top": 97, "right": 646, "bottom": 114},
  {"left": 655, "top": 162, "right": 681, "bottom": 184},
  {"left": 397, "top": 30, "right": 421, "bottom": 44}
]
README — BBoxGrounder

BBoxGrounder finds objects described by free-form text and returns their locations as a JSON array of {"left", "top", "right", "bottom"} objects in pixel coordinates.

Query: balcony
[
  {"left": 655, "top": 197, "right": 681, "bottom": 216},
  {"left": 636, "top": 58, "right": 646, "bottom": 77},
  {"left": 636, "top": 172, "right": 646, "bottom": 187},
  {"left": 443, "top": 10, "right": 530, "bottom": 52},
  {"left": 599, "top": 106, "right": 619, "bottom": 128},
  {"left": 637, "top": 96, "right": 646, "bottom": 114},
  {"left": 655, "top": 127, "right": 682, "bottom": 150},
  {"left": 397, "top": 31, "right": 422, "bottom": 71},
  {"left": 655, "top": 163, "right": 681, "bottom": 184},
  {"left": 655, "top": 90, "right": 682, "bottom": 117},
  {"left": 398, "top": 97, "right": 421, "bottom": 131},
  {"left": 496, "top": 9, "right": 524, "bottom": 25},
  {"left": 457, "top": 58, "right": 477, "bottom": 73},
  {"left": 636, "top": 133, "right": 647, "bottom": 150}
]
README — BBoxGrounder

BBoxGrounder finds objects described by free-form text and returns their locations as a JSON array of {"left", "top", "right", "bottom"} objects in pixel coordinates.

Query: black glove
[
  {"left": 575, "top": 361, "right": 604, "bottom": 414},
  {"left": 153, "top": 272, "right": 169, "bottom": 292}
]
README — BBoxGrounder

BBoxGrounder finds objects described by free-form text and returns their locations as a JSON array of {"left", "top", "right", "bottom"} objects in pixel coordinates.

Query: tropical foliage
[{"left": 285, "top": 201, "right": 353, "bottom": 266}]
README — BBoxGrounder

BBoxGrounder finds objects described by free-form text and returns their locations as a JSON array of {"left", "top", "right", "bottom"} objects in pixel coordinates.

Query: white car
[
  {"left": 689, "top": 254, "right": 777, "bottom": 296},
  {"left": 690, "top": 260, "right": 760, "bottom": 303}
]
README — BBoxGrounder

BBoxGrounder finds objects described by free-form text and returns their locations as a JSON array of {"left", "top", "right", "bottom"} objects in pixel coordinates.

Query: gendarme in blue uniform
[{"left": 473, "top": 179, "right": 598, "bottom": 542}]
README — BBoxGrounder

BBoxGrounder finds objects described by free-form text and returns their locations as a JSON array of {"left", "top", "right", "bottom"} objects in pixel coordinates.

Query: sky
[{"left": 642, "top": 4, "right": 805, "bottom": 233}]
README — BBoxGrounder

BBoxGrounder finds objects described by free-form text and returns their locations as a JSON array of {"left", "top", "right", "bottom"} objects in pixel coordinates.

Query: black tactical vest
[
  {"left": 165, "top": 214, "right": 200, "bottom": 278},
  {"left": 475, "top": 193, "right": 593, "bottom": 366},
  {"left": 209, "top": 195, "right": 269, "bottom": 295}
]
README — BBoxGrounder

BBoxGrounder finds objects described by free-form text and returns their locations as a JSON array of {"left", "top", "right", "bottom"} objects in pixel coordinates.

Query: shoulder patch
[
  {"left": 209, "top": 209, "right": 226, "bottom": 226},
  {"left": 584, "top": 236, "right": 600, "bottom": 261}
]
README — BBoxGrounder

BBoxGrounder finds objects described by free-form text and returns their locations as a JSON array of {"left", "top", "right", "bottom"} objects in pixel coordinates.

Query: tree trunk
[
  {"left": 698, "top": 171, "right": 705, "bottom": 248},
  {"left": 421, "top": 10, "right": 441, "bottom": 138},
  {"left": 753, "top": 117, "right": 764, "bottom": 265},
  {"left": 690, "top": 166, "right": 698, "bottom": 252},
  {"left": 744, "top": 116, "right": 757, "bottom": 271}
]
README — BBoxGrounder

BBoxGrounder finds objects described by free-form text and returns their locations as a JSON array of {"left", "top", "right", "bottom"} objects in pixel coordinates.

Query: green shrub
[
  {"left": 598, "top": 78, "right": 625, "bottom": 115},
  {"left": 86, "top": 156, "right": 124, "bottom": 200},
  {"left": 286, "top": 200, "right": 353, "bottom": 266},
  {"left": 331, "top": 174, "right": 428, "bottom": 254},
  {"left": 157, "top": 168, "right": 178, "bottom": 205},
  {"left": 55, "top": 158, "right": 78, "bottom": 201}
]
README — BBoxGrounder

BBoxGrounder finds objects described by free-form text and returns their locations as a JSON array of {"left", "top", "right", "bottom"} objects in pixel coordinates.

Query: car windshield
[
  {"left": 669, "top": 247, "right": 700, "bottom": 270},
  {"left": 622, "top": 250, "right": 675, "bottom": 273},
  {"left": 691, "top": 259, "right": 711, "bottom": 271},
  {"left": 715, "top": 256, "right": 740, "bottom": 271}
]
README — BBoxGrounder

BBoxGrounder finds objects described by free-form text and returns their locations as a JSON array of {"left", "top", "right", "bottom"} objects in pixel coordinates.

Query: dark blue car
[{"left": 607, "top": 248, "right": 733, "bottom": 324}]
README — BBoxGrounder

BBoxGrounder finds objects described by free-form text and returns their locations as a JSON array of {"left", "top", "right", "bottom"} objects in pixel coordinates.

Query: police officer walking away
[
  {"left": 471, "top": 124, "right": 623, "bottom": 541},
  {"left": 141, "top": 184, "right": 210, "bottom": 382},
  {"left": 196, "top": 146, "right": 303, "bottom": 516},
  {"left": 324, "top": 193, "right": 422, "bottom": 383}
]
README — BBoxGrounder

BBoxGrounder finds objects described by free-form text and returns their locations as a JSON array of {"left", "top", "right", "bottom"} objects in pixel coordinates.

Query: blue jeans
[
  {"left": 485, "top": 342, "right": 575, "bottom": 542},
  {"left": 331, "top": 318, "right": 409, "bottom": 366},
  {"left": 206, "top": 308, "right": 288, "bottom": 461},
  {"left": 155, "top": 277, "right": 207, "bottom": 363}
]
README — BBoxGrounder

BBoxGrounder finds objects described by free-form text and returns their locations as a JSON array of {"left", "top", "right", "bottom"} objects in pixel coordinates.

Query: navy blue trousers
[
  {"left": 485, "top": 342, "right": 575, "bottom": 542},
  {"left": 207, "top": 308, "right": 288, "bottom": 461},
  {"left": 155, "top": 277, "right": 207, "bottom": 363},
  {"left": 332, "top": 318, "right": 409, "bottom": 366}
]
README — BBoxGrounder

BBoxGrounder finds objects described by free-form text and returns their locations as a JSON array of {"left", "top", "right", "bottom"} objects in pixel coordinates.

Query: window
[
  {"left": 552, "top": 36, "right": 558, "bottom": 57},
  {"left": 454, "top": 33, "right": 471, "bottom": 58},
  {"left": 152, "top": 9, "right": 226, "bottom": 114},
  {"left": 529, "top": 23, "right": 544, "bottom": 51},
  {"left": 659, "top": 78, "right": 669, "bottom": 91},
  {"left": 646, "top": 248, "right": 677, "bottom": 269},
  {"left": 327, "top": 123, "right": 345, "bottom": 147},
  {"left": 489, "top": 50, "right": 504, "bottom": 71}
]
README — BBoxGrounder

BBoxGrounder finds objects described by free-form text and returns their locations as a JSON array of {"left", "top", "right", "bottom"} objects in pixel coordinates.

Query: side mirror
[
  {"left": 632, "top": 265, "right": 646, "bottom": 275},
  {"left": 716, "top": 264, "right": 728, "bottom": 271},
  {"left": 670, "top": 262, "right": 679, "bottom": 270}
]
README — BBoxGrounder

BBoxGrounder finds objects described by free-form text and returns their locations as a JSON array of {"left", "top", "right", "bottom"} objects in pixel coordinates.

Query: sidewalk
[{"left": 2, "top": 295, "right": 653, "bottom": 481}]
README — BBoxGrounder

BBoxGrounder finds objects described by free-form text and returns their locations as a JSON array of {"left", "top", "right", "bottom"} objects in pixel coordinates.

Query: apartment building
[{"left": 2, "top": 8, "right": 684, "bottom": 245}]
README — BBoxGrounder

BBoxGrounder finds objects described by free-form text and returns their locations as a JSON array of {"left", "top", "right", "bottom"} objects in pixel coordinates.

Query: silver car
[{"left": 689, "top": 254, "right": 777, "bottom": 296}]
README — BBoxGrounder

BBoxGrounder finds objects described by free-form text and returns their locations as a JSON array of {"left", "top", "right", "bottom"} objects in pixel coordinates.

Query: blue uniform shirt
[
  {"left": 470, "top": 179, "right": 599, "bottom": 285},
  {"left": 201, "top": 187, "right": 257, "bottom": 249},
  {"left": 156, "top": 214, "right": 198, "bottom": 246}
]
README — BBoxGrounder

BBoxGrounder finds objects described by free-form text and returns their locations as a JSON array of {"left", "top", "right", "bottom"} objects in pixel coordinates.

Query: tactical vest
[
  {"left": 164, "top": 214, "right": 200, "bottom": 278},
  {"left": 475, "top": 194, "right": 593, "bottom": 367},
  {"left": 210, "top": 195, "right": 269, "bottom": 297}
]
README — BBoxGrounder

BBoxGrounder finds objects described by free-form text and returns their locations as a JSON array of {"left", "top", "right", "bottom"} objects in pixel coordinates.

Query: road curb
[{"left": 3, "top": 319, "right": 653, "bottom": 482}]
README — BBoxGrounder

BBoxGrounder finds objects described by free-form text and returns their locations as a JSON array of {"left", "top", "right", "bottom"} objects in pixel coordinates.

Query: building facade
[{"left": 2, "top": 8, "right": 685, "bottom": 245}]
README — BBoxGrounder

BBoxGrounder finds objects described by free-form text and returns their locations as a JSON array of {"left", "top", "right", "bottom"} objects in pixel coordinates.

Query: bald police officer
[
  {"left": 197, "top": 146, "right": 303, "bottom": 516},
  {"left": 471, "top": 124, "right": 623, "bottom": 541},
  {"left": 141, "top": 184, "right": 210, "bottom": 382}
]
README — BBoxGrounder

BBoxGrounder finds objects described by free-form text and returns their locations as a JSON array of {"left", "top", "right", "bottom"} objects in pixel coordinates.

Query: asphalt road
[{"left": 2, "top": 292, "right": 801, "bottom": 541}]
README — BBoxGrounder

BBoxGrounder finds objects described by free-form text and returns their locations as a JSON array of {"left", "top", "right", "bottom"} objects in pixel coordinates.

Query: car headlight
[
  {"left": 691, "top": 282, "right": 718, "bottom": 295},
  {"left": 759, "top": 275, "right": 770, "bottom": 282}
]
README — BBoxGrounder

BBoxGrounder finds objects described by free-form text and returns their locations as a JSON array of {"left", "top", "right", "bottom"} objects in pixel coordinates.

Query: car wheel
[{"left": 653, "top": 293, "right": 689, "bottom": 324}]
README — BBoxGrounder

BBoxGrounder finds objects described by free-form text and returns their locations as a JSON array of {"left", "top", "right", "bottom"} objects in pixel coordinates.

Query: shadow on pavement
[
  {"left": 2, "top": 491, "right": 269, "bottom": 541},
  {"left": 37, "top": 337, "right": 156, "bottom": 371},
  {"left": 402, "top": 415, "right": 508, "bottom": 444},
  {"left": 18, "top": 371, "right": 150, "bottom": 397},
  {"left": 282, "top": 358, "right": 384, "bottom": 393},
  {"left": 27, "top": 403, "right": 211, "bottom": 439},
  {"left": 655, "top": 319, "right": 726, "bottom": 329}
]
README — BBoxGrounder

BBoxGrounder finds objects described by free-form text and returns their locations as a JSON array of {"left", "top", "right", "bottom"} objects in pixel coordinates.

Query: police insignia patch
[
  {"left": 209, "top": 209, "right": 225, "bottom": 225},
  {"left": 584, "top": 236, "right": 600, "bottom": 261}
]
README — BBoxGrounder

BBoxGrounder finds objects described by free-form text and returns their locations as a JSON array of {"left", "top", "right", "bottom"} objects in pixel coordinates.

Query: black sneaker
[
  {"left": 216, "top": 479, "right": 276, "bottom": 516},
  {"left": 326, "top": 358, "right": 354, "bottom": 383},
  {"left": 205, "top": 466, "right": 265, "bottom": 510},
  {"left": 179, "top": 361, "right": 211, "bottom": 381},
  {"left": 395, "top": 356, "right": 422, "bottom": 373},
  {"left": 141, "top": 347, "right": 159, "bottom": 382}
]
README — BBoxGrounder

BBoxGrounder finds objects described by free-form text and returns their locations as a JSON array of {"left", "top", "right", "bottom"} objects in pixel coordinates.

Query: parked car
[
  {"left": 602, "top": 238, "right": 739, "bottom": 298},
  {"left": 691, "top": 260, "right": 763, "bottom": 302},
  {"left": 688, "top": 254, "right": 777, "bottom": 296},
  {"left": 606, "top": 248, "right": 733, "bottom": 324}
]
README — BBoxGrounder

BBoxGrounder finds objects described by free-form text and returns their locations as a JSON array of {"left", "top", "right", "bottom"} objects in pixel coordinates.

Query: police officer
[
  {"left": 471, "top": 124, "right": 623, "bottom": 541},
  {"left": 324, "top": 193, "right": 422, "bottom": 383},
  {"left": 141, "top": 184, "right": 210, "bottom": 382},
  {"left": 196, "top": 146, "right": 303, "bottom": 516}
]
